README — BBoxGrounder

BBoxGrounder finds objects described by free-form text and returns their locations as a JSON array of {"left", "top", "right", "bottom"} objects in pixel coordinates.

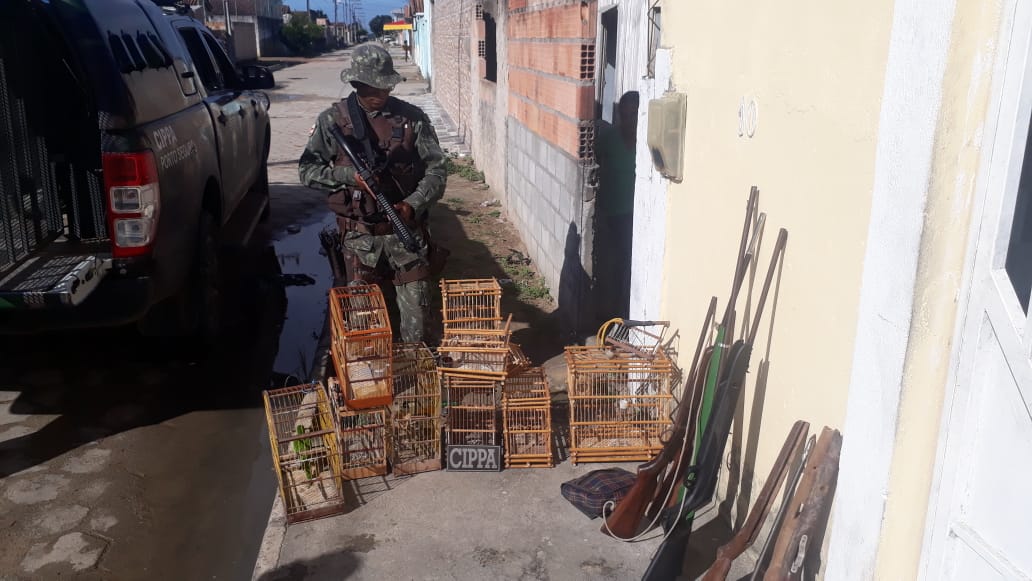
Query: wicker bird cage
[
  {"left": 442, "top": 373, "right": 501, "bottom": 446},
  {"left": 564, "top": 346, "right": 676, "bottom": 464},
  {"left": 440, "top": 278, "right": 503, "bottom": 331},
  {"left": 502, "top": 367, "right": 553, "bottom": 468},
  {"left": 263, "top": 383, "right": 346, "bottom": 523},
  {"left": 508, "top": 342, "right": 532, "bottom": 374},
  {"left": 437, "top": 315, "right": 513, "bottom": 378},
  {"left": 598, "top": 319, "right": 672, "bottom": 358},
  {"left": 390, "top": 343, "right": 442, "bottom": 475},
  {"left": 329, "top": 285, "right": 393, "bottom": 409},
  {"left": 327, "top": 379, "right": 388, "bottom": 479}
]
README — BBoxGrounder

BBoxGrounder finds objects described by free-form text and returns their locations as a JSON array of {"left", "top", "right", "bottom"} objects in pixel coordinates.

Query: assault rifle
[{"left": 328, "top": 124, "right": 422, "bottom": 253}]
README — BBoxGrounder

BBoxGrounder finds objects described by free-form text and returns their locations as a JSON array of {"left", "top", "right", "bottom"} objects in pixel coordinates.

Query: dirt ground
[{"left": 428, "top": 159, "right": 566, "bottom": 372}]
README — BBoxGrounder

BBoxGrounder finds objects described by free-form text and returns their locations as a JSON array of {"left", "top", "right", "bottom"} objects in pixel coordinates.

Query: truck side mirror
[{"left": 240, "top": 65, "right": 275, "bottom": 90}]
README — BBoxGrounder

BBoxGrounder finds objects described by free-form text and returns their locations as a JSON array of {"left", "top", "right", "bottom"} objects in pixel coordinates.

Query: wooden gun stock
[
  {"left": 600, "top": 297, "right": 718, "bottom": 540},
  {"left": 763, "top": 427, "right": 843, "bottom": 581},
  {"left": 700, "top": 420, "right": 810, "bottom": 581}
]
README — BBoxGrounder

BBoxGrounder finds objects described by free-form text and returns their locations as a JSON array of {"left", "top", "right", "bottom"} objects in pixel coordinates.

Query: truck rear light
[{"left": 102, "top": 152, "right": 160, "bottom": 258}]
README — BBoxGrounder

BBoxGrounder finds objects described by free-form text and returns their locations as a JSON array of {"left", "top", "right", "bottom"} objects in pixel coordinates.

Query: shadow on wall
[{"left": 558, "top": 222, "right": 593, "bottom": 344}]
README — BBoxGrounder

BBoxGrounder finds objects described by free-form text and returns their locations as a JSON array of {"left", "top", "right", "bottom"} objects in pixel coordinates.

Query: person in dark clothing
[{"left": 594, "top": 91, "right": 639, "bottom": 320}]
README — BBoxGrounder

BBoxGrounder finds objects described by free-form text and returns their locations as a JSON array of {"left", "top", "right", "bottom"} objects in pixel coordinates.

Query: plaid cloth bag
[{"left": 560, "top": 468, "right": 636, "bottom": 519}]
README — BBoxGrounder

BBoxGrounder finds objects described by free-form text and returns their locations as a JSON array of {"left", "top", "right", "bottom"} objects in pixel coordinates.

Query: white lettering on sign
[
  {"left": 152, "top": 126, "right": 179, "bottom": 151},
  {"left": 447, "top": 445, "right": 500, "bottom": 471}
]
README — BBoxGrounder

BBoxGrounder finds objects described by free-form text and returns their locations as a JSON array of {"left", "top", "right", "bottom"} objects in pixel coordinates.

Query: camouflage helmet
[{"left": 340, "top": 44, "right": 403, "bottom": 90}]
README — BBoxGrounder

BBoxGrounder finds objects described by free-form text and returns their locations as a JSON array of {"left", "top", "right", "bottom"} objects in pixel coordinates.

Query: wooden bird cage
[
  {"left": 329, "top": 285, "right": 393, "bottom": 409},
  {"left": 390, "top": 343, "right": 442, "bottom": 475},
  {"left": 564, "top": 346, "right": 676, "bottom": 464},
  {"left": 263, "top": 383, "right": 346, "bottom": 523},
  {"left": 502, "top": 367, "right": 553, "bottom": 468},
  {"left": 440, "top": 278, "right": 503, "bottom": 331},
  {"left": 508, "top": 342, "right": 532, "bottom": 374},
  {"left": 329, "top": 284, "right": 391, "bottom": 334},
  {"left": 442, "top": 373, "right": 501, "bottom": 446},
  {"left": 437, "top": 315, "right": 513, "bottom": 378},
  {"left": 598, "top": 319, "right": 672, "bottom": 358},
  {"left": 329, "top": 378, "right": 389, "bottom": 480}
]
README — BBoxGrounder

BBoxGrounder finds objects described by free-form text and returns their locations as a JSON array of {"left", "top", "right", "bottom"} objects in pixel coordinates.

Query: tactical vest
[{"left": 327, "top": 94, "right": 426, "bottom": 223}]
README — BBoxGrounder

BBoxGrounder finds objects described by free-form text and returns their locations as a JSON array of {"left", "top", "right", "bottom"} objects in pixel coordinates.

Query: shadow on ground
[
  {"left": 0, "top": 243, "right": 289, "bottom": 478},
  {"left": 257, "top": 551, "right": 361, "bottom": 581}
]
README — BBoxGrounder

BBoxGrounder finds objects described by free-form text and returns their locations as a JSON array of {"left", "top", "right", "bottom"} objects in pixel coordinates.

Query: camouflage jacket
[{"left": 298, "top": 97, "right": 448, "bottom": 216}]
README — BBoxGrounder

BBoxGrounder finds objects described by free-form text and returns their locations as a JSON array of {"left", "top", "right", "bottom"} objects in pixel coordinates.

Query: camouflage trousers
[{"left": 338, "top": 223, "right": 431, "bottom": 343}]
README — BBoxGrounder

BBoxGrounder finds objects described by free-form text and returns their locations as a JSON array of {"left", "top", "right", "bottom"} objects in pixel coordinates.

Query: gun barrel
[{"left": 328, "top": 125, "right": 422, "bottom": 252}]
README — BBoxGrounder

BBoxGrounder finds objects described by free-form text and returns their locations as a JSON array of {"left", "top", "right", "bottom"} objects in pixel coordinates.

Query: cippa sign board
[{"left": 446, "top": 445, "right": 502, "bottom": 472}]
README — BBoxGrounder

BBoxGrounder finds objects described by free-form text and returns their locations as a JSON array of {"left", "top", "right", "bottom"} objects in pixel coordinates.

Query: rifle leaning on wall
[
  {"left": 601, "top": 189, "right": 763, "bottom": 540},
  {"left": 700, "top": 420, "right": 810, "bottom": 581},
  {"left": 760, "top": 427, "right": 843, "bottom": 581},
  {"left": 641, "top": 228, "right": 789, "bottom": 581},
  {"left": 600, "top": 297, "right": 717, "bottom": 539},
  {"left": 327, "top": 124, "right": 422, "bottom": 253},
  {"left": 656, "top": 189, "right": 764, "bottom": 525}
]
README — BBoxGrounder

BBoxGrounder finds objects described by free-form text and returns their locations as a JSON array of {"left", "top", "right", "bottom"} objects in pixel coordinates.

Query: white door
[{"left": 922, "top": 3, "right": 1032, "bottom": 579}]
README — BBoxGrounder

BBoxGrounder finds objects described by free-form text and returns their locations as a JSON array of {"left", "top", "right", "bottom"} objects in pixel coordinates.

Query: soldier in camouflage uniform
[{"left": 299, "top": 45, "right": 448, "bottom": 343}]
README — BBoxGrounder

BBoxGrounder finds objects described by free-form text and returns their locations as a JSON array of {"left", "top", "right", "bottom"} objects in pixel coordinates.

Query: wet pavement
[{"left": 0, "top": 50, "right": 341, "bottom": 580}]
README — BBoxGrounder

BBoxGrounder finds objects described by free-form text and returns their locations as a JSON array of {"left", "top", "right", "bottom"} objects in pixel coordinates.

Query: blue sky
[{"left": 284, "top": 0, "right": 405, "bottom": 26}]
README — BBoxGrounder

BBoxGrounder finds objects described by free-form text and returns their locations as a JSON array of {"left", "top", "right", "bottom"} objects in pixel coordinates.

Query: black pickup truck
[{"left": 0, "top": 0, "right": 274, "bottom": 344}]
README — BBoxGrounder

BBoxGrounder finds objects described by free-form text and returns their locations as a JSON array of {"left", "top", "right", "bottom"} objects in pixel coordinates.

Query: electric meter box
[{"left": 646, "top": 92, "right": 687, "bottom": 182}]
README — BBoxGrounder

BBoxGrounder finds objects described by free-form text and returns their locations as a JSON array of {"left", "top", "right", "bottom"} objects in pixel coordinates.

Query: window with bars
[{"left": 646, "top": 4, "right": 661, "bottom": 79}]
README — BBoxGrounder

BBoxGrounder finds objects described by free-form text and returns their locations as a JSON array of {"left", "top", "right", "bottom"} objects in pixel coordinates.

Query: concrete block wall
[
  {"left": 431, "top": 0, "right": 475, "bottom": 148},
  {"left": 505, "top": 0, "right": 598, "bottom": 336},
  {"left": 470, "top": 0, "right": 509, "bottom": 193}
]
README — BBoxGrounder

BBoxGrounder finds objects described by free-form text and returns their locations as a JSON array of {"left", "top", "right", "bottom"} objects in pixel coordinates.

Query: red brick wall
[
  {"left": 507, "top": 1, "right": 596, "bottom": 159},
  {"left": 431, "top": 0, "right": 475, "bottom": 146}
]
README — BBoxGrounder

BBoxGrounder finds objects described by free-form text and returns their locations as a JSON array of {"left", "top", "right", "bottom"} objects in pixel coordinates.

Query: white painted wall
[
  {"left": 631, "top": 48, "right": 671, "bottom": 321},
  {"left": 825, "top": 0, "right": 958, "bottom": 576}
]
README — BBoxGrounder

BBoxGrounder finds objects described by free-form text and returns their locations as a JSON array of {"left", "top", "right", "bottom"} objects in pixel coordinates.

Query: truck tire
[
  {"left": 191, "top": 211, "right": 224, "bottom": 351},
  {"left": 256, "top": 150, "right": 271, "bottom": 224},
  {"left": 135, "top": 211, "right": 224, "bottom": 355}
]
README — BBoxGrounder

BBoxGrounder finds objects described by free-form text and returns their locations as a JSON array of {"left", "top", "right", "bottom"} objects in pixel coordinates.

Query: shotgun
[
  {"left": 700, "top": 420, "right": 810, "bottom": 581},
  {"left": 327, "top": 124, "right": 422, "bottom": 253},
  {"left": 763, "top": 427, "right": 843, "bottom": 581},
  {"left": 668, "top": 197, "right": 765, "bottom": 517},
  {"left": 644, "top": 229, "right": 789, "bottom": 579},
  {"left": 600, "top": 297, "right": 717, "bottom": 539},
  {"left": 749, "top": 434, "right": 816, "bottom": 581}
]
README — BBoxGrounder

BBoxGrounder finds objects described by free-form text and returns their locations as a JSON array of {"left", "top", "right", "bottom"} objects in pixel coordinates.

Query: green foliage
[
  {"left": 517, "top": 279, "right": 551, "bottom": 300},
  {"left": 443, "top": 157, "right": 486, "bottom": 183},
  {"left": 370, "top": 15, "right": 393, "bottom": 37},
  {"left": 488, "top": 210, "right": 501, "bottom": 218},
  {"left": 282, "top": 14, "right": 325, "bottom": 56}
]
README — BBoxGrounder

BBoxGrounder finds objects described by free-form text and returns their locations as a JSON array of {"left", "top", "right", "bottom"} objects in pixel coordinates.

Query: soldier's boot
[{"left": 394, "top": 279, "right": 431, "bottom": 343}]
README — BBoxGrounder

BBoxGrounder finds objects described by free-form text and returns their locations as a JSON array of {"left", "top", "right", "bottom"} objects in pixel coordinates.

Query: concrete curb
[{"left": 250, "top": 495, "right": 285, "bottom": 581}]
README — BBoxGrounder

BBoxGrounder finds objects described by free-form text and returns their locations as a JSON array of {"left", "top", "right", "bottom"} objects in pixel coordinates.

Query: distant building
[{"left": 196, "top": 0, "right": 287, "bottom": 59}]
